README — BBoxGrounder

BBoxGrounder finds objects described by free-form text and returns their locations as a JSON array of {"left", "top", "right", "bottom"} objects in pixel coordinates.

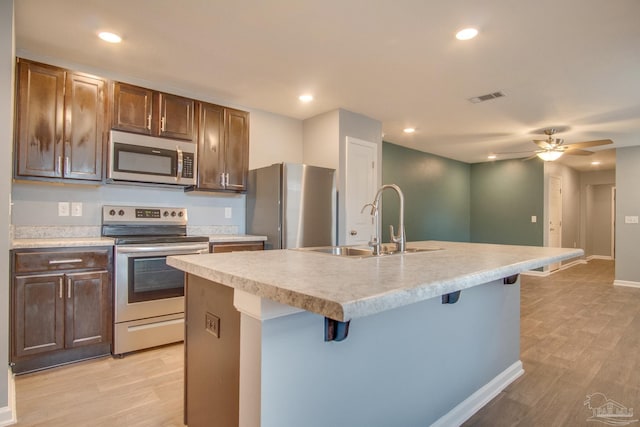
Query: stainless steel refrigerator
[{"left": 246, "top": 163, "right": 337, "bottom": 249}]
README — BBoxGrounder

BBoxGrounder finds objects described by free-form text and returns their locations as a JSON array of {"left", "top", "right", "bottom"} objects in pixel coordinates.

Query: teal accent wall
[
  {"left": 381, "top": 142, "right": 470, "bottom": 242},
  {"left": 381, "top": 143, "right": 545, "bottom": 246},
  {"left": 470, "top": 160, "right": 544, "bottom": 246}
]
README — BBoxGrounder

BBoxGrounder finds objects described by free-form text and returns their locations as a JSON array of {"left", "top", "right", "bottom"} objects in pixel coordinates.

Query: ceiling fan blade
[
  {"left": 533, "top": 140, "right": 552, "bottom": 149},
  {"left": 565, "top": 139, "right": 613, "bottom": 149},
  {"left": 495, "top": 150, "right": 537, "bottom": 155},
  {"left": 522, "top": 154, "right": 540, "bottom": 161},
  {"left": 564, "top": 148, "right": 594, "bottom": 156}
]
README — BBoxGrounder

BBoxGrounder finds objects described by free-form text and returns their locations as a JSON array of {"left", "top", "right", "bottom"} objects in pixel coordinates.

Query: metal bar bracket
[
  {"left": 503, "top": 274, "right": 519, "bottom": 285},
  {"left": 442, "top": 290, "right": 461, "bottom": 304},
  {"left": 324, "top": 317, "right": 350, "bottom": 342}
]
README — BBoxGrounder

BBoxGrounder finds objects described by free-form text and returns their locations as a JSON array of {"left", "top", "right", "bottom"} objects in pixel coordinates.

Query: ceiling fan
[{"left": 500, "top": 129, "right": 613, "bottom": 161}]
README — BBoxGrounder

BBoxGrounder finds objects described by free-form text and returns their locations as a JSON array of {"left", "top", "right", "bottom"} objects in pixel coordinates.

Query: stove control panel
[{"left": 102, "top": 205, "right": 188, "bottom": 225}]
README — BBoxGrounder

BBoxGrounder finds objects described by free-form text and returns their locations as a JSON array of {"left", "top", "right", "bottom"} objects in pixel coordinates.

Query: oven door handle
[{"left": 116, "top": 244, "right": 209, "bottom": 254}]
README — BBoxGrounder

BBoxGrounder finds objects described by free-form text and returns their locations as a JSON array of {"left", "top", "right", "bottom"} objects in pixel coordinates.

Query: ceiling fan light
[{"left": 536, "top": 151, "right": 563, "bottom": 161}]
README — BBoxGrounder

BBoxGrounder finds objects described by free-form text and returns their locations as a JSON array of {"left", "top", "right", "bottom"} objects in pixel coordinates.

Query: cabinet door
[
  {"left": 224, "top": 108, "right": 250, "bottom": 192},
  {"left": 65, "top": 271, "right": 111, "bottom": 349},
  {"left": 159, "top": 93, "right": 194, "bottom": 140},
  {"left": 14, "top": 274, "right": 65, "bottom": 358},
  {"left": 197, "top": 102, "right": 225, "bottom": 190},
  {"left": 112, "top": 82, "right": 153, "bottom": 135},
  {"left": 15, "top": 59, "right": 65, "bottom": 178},
  {"left": 63, "top": 72, "right": 107, "bottom": 180}
]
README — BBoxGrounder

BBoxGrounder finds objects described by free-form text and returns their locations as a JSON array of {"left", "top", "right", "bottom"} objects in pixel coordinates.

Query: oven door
[{"left": 114, "top": 243, "right": 208, "bottom": 323}]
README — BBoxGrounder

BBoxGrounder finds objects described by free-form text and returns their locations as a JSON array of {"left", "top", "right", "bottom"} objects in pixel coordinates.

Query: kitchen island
[{"left": 167, "top": 241, "right": 583, "bottom": 427}]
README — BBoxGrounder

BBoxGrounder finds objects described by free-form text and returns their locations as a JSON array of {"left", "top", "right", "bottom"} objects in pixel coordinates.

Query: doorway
[{"left": 548, "top": 175, "right": 563, "bottom": 271}]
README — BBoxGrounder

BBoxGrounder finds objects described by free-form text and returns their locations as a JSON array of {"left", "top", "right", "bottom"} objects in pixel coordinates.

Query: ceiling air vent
[{"left": 468, "top": 91, "right": 506, "bottom": 104}]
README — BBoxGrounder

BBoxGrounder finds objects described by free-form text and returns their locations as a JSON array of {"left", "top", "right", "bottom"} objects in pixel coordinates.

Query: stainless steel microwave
[{"left": 107, "top": 130, "right": 196, "bottom": 186}]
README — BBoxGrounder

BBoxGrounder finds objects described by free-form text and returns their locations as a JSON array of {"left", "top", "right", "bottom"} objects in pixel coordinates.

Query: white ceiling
[{"left": 14, "top": 0, "right": 640, "bottom": 169}]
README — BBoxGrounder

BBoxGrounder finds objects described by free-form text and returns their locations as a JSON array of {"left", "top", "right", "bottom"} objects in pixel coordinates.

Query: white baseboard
[
  {"left": 430, "top": 360, "right": 524, "bottom": 427},
  {"left": 521, "top": 258, "right": 587, "bottom": 278},
  {"left": 0, "top": 368, "right": 16, "bottom": 427},
  {"left": 614, "top": 280, "right": 640, "bottom": 289},
  {"left": 587, "top": 255, "right": 614, "bottom": 261}
]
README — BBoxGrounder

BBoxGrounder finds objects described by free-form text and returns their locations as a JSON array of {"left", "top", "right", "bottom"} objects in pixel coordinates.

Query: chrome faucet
[
  {"left": 362, "top": 184, "right": 406, "bottom": 254},
  {"left": 361, "top": 202, "right": 382, "bottom": 255}
]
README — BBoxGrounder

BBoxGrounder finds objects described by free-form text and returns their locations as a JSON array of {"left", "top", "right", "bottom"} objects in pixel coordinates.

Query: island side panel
[
  {"left": 185, "top": 274, "right": 240, "bottom": 427},
  {"left": 254, "top": 278, "right": 521, "bottom": 427}
]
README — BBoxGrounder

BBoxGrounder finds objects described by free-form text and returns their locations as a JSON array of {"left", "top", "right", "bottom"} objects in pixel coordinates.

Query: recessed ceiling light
[
  {"left": 456, "top": 28, "right": 478, "bottom": 41},
  {"left": 591, "top": 161, "right": 601, "bottom": 166},
  {"left": 299, "top": 94, "right": 313, "bottom": 103},
  {"left": 98, "top": 32, "right": 122, "bottom": 43},
  {"left": 403, "top": 128, "right": 415, "bottom": 134},
  {"left": 488, "top": 154, "right": 497, "bottom": 160}
]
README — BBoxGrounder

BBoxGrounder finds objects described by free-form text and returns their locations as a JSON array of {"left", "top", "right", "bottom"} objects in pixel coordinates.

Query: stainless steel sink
[
  {"left": 297, "top": 245, "right": 442, "bottom": 258},
  {"left": 306, "top": 246, "right": 374, "bottom": 256}
]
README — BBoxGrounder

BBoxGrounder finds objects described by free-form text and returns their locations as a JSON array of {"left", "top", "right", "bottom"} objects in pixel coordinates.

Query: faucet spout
[{"left": 373, "top": 184, "right": 406, "bottom": 252}]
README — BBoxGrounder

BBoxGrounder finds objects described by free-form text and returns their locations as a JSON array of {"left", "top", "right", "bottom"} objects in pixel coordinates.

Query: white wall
[
  {"left": 249, "top": 110, "right": 302, "bottom": 169},
  {"left": 302, "top": 109, "right": 340, "bottom": 170},
  {"left": 615, "top": 147, "right": 640, "bottom": 282},
  {"left": 0, "top": 1, "right": 14, "bottom": 424},
  {"left": 302, "top": 109, "right": 382, "bottom": 245}
]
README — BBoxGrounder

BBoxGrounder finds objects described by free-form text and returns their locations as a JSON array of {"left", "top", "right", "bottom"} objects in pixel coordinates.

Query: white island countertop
[{"left": 167, "top": 241, "right": 583, "bottom": 322}]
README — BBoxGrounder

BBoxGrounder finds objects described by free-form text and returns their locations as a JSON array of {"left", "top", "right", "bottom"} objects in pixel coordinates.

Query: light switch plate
[
  {"left": 625, "top": 216, "right": 639, "bottom": 224},
  {"left": 531, "top": 216, "right": 537, "bottom": 223},
  {"left": 71, "top": 202, "right": 83, "bottom": 217},
  {"left": 58, "top": 202, "right": 70, "bottom": 217},
  {"left": 224, "top": 207, "right": 232, "bottom": 219}
]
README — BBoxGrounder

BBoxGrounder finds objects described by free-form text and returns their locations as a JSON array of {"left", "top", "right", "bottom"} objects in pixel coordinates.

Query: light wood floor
[
  {"left": 12, "top": 259, "right": 639, "bottom": 426},
  {"left": 465, "top": 259, "right": 640, "bottom": 426},
  {"left": 12, "top": 344, "right": 185, "bottom": 427}
]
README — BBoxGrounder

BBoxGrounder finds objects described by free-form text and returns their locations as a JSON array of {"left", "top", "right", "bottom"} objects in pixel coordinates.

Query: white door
[
  {"left": 548, "top": 175, "right": 562, "bottom": 271},
  {"left": 345, "top": 137, "right": 377, "bottom": 245}
]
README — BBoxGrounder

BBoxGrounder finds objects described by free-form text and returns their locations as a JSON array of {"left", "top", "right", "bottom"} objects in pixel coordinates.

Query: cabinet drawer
[
  {"left": 210, "top": 241, "right": 264, "bottom": 253},
  {"left": 14, "top": 248, "right": 112, "bottom": 273}
]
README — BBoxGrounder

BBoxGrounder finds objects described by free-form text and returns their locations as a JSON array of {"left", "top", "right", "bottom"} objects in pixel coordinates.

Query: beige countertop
[
  {"left": 11, "top": 234, "right": 266, "bottom": 249},
  {"left": 167, "top": 241, "right": 583, "bottom": 322}
]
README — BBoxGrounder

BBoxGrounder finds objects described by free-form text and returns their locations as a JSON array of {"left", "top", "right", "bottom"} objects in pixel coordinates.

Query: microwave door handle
[{"left": 176, "top": 147, "right": 183, "bottom": 180}]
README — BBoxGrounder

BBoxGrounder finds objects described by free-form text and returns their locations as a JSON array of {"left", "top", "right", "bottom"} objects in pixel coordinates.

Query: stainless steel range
[{"left": 102, "top": 205, "right": 209, "bottom": 355}]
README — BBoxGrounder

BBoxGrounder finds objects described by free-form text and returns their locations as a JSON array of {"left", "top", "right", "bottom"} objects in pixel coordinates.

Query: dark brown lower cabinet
[{"left": 11, "top": 247, "right": 113, "bottom": 374}]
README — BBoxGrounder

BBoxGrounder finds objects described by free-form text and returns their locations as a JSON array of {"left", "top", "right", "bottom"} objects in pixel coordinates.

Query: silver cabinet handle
[
  {"left": 220, "top": 173, "right": 226, "bottom": 187},
  {"left": 65, "top": 156, "right": 70, "bottom": 174},
  {"left": 161, "top": 116, "right": 166, "bottom": 132},
  {"left": 146, "top": 114, "right": 152, "bottom": 130},
  {"left": 57, "top": 156, "right": 62, "bottom": 175},
  {"left": 59, "top": 277, "right": 63, "bottom": 299},
  {"left": 49, "top": 258, "right": 83, "bottom": 264},
  {"left": 67, "top": 277, "right": 72, "bottom": 299},
  {"left": 226, "top": 173, "right": 230, "bottom": 186}
]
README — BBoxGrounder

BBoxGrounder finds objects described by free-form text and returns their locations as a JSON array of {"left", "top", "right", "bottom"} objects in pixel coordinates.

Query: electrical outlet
[
  {"left": 58, "top": 202, "right": 70, "bottom": 217},
  {"left": 224, "top": 207, "right": 232, "bottom": 219},
  {"left": 71, "top": 202, "right": 83, "bottom": 217},
  {"left": 205, "top": 312, "right": 220, "bottom": 338}
]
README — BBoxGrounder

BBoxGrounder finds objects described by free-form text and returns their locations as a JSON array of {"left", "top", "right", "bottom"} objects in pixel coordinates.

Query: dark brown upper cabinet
[
  {"left": 196, "top": 102, "right": 249, "bottom": 192},
  {"left": 14, "top": 59, "right": 107, "bottom": 181},
  {"left": 112, "top": 82, "right": 195, "bottom": 141}
]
